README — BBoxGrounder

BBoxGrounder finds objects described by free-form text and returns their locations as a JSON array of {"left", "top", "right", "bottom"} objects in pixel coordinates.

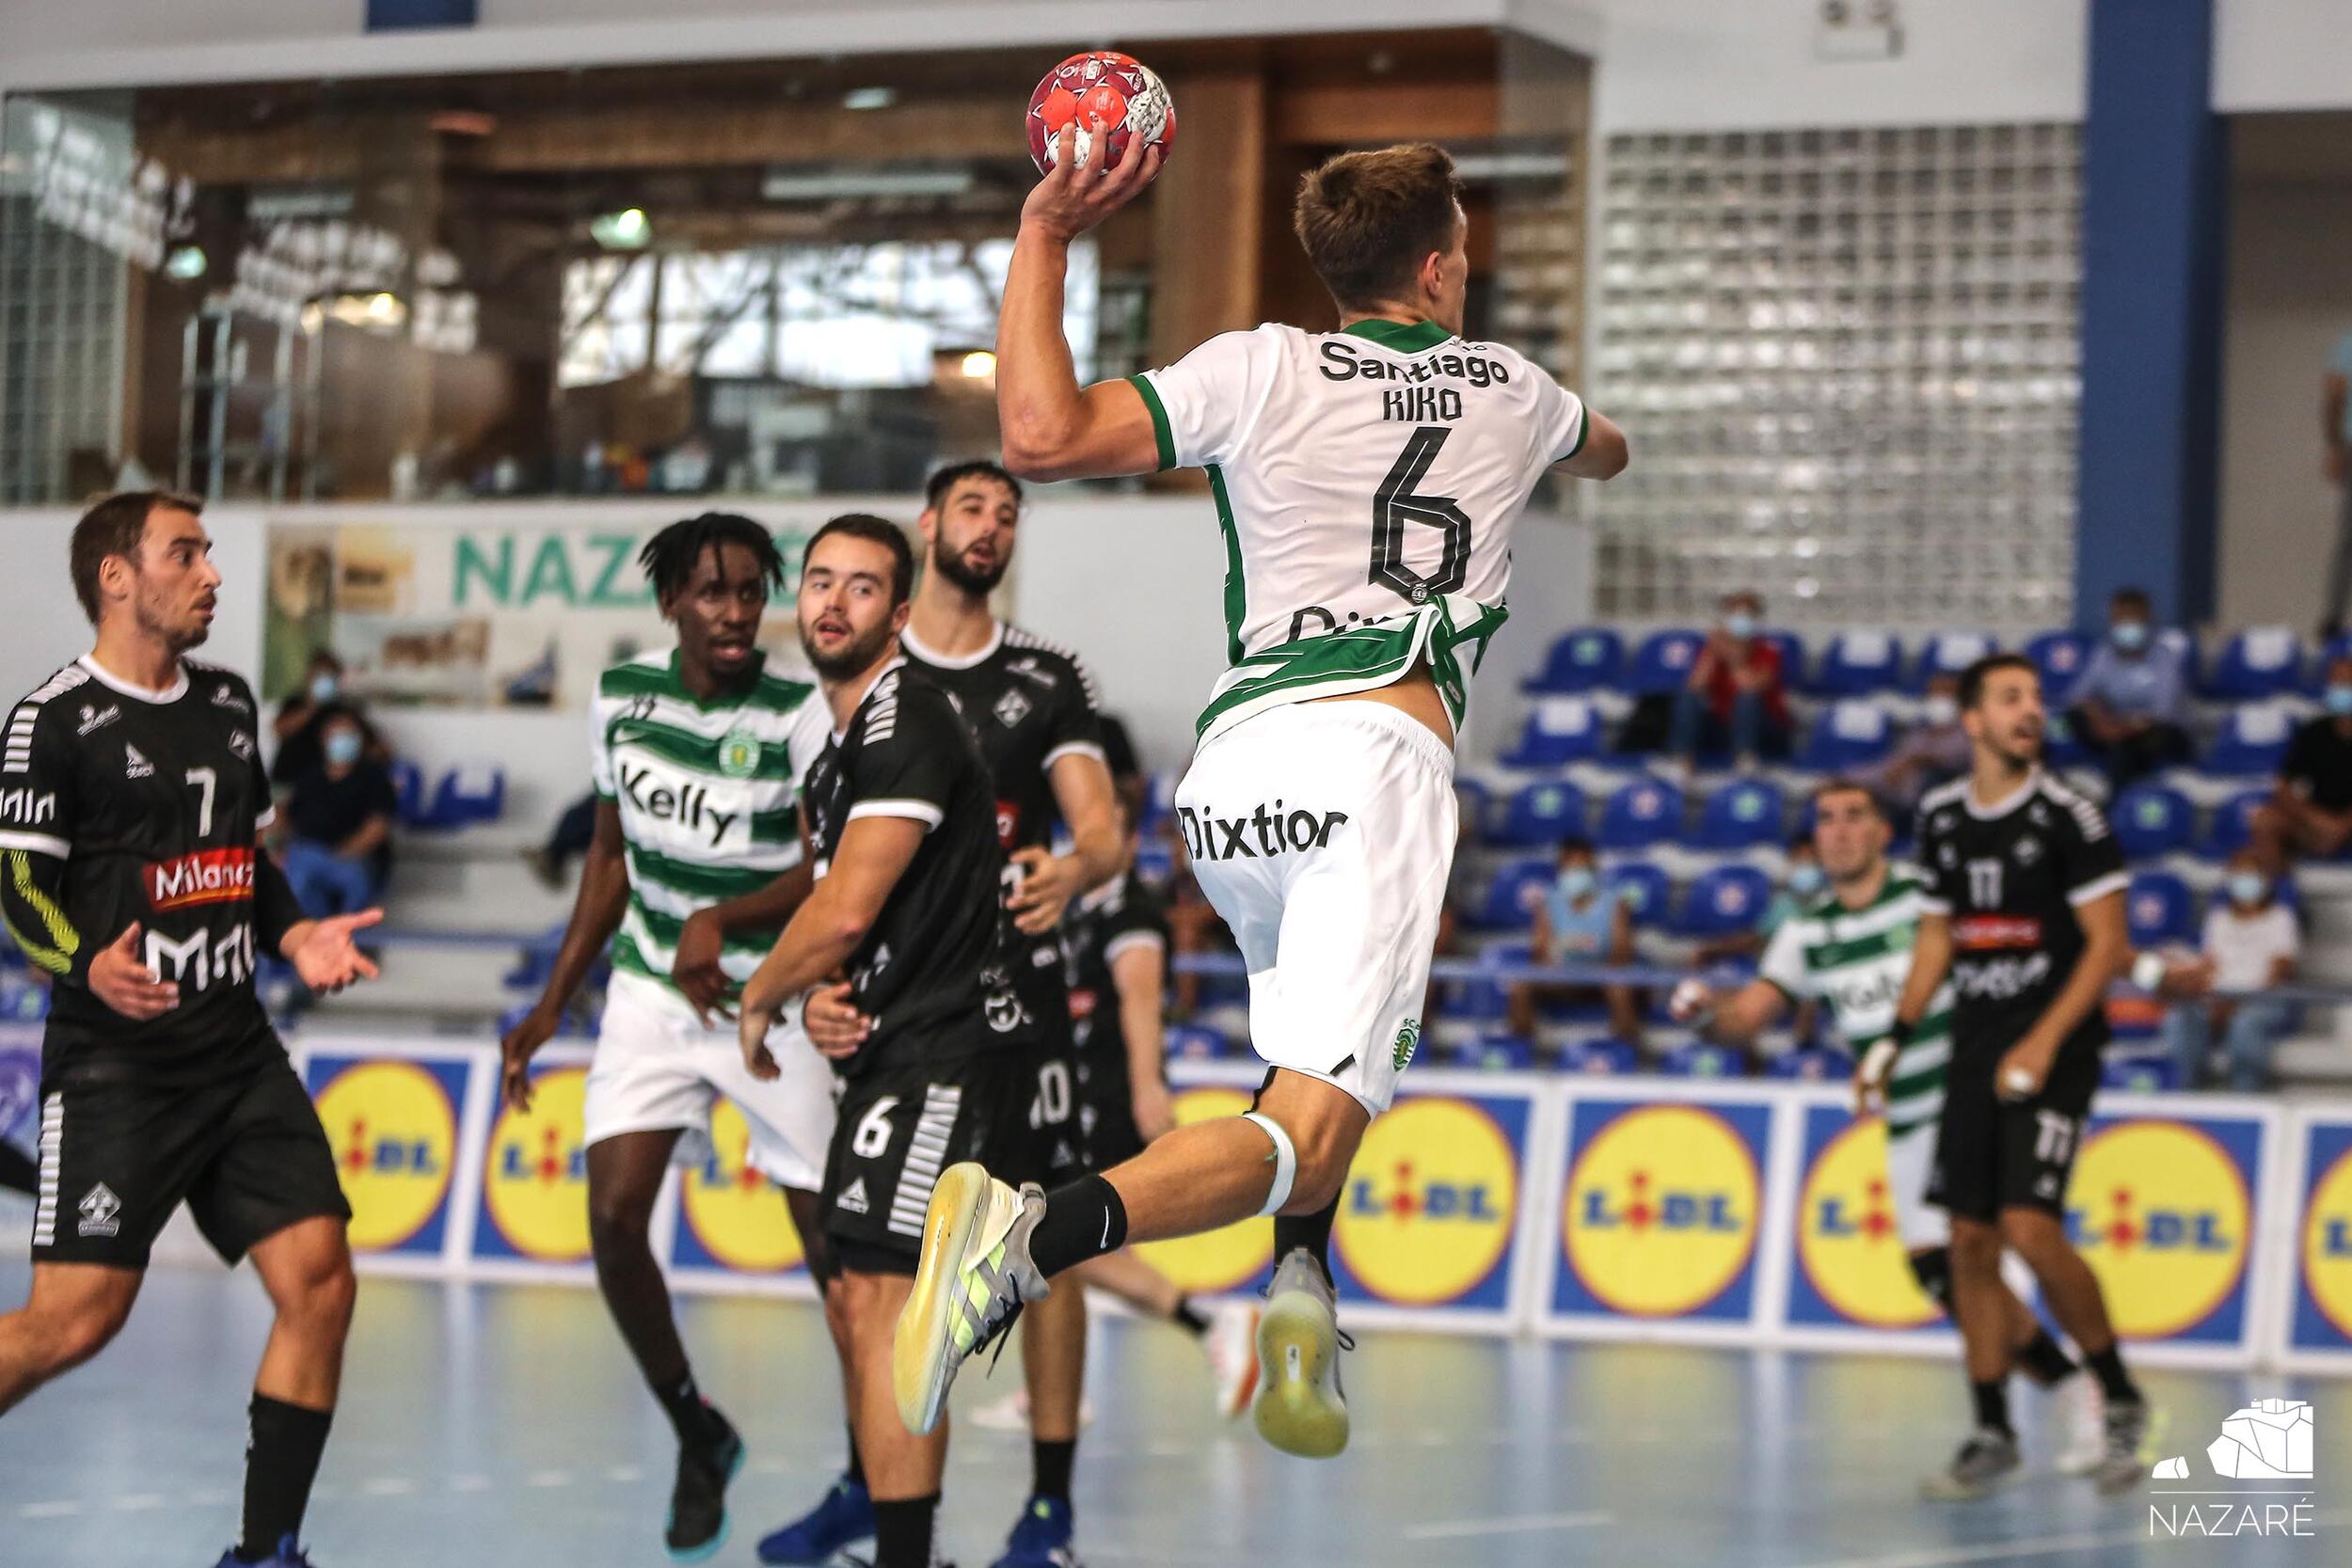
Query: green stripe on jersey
[
  {"left": 1130, "top": 373, "right": 1176, "bottom": 472},
  {"left": 626, "top": 897, "right": 776, "bottom": 961},
  {"left": 599, "top": 657, "right": 814, "bottom": 714},
  {"left": 1195, "top": 594, "right": 1508, "bottom": 743},
  {"left": 603, "top": 714, "right": 801, "bottom": 782},
  {"left": 625, "top": 844, "right": 782, "bottom": 904}
]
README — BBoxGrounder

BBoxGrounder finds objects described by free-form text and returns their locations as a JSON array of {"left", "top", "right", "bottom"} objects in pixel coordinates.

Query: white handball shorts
[
  {"left": 1174, "top": 699, "right": 1457, "bottom": 1116},
  {"left": 582, "top": 970, "right": 837, "bottom": 1192}
]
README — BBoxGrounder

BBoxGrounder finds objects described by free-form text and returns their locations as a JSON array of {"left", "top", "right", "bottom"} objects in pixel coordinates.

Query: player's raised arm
[
  {"left": 997, "top": 122, "right": 1165, "bottom": 483},
  {"left": 1559, "top": 406, "right": 1630, "bottom": 482}
]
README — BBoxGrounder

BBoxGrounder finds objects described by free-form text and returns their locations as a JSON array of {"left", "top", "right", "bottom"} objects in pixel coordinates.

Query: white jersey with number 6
[{"left": 1128, "top": 317, "right": 1587, "bottom": 744}]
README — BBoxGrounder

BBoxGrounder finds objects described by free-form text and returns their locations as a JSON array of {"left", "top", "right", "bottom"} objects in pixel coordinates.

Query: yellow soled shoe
[
  {"left": 893, "top": 1163, "right": 1042, "bottom": 1437},
  {"left": 1251, "top": 1247, "right": 1351, "bottom": 1459}
]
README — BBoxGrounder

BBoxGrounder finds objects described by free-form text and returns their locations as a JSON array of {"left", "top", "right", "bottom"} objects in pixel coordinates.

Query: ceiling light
[
  {"left": 960, "top": 351, "right": 996, "bottom": 380},
  {"left": 163, "top": 245, "right": 207, "bottom": 280},
  {"left": 591, "top": 208, "right": 651, "bottom": 250},
  {"left": 843, "top": 87, "right": 897, "bottom": 111}
]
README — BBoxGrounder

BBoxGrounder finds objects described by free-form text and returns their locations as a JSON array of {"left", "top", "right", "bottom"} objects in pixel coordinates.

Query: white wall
[
  {"left": 1592, "top": 0, "right": 2087, "bottom": 134},
  {"left": 2215, "top": 0, "right": 2352, "bottom": 112},
  {"left": 2216, "top": 181, "right": 2352, "bottom": 631},
  {"left": 0, "top": 507, "right": 265, "bottom": 700}
]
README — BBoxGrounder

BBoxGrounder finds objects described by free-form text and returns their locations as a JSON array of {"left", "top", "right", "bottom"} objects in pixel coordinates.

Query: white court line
[
  {"left": 526, "top": 1468, "right": 573, "bottom": 1487},
  {"left": 606, "top": 1464, "right": 644, "bottom": 1482},
  {"left": 452, "top": 1475, "right": 491, "bottom": 1493},
  {"left": 361, "top": 1477, "right": 418, "bottom": 1496},
  {"left": 109, "top": 1494, "right": 168, "bottom": 1512},
  {"left": 1404, "top": 1511, "right": 1613, "bottom": 1541},
  {"left": 18, "top": 1500, "right": 80, "bottom": 1518}
]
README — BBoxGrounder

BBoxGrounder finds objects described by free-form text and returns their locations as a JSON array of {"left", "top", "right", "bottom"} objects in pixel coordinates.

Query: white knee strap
[{"left": 1244, "top": 1112, "right": 1297, "bottom": 1217}]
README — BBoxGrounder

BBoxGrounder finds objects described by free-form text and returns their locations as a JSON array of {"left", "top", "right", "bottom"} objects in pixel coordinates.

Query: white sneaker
[
  {"left": 964, "top": 1386, "right": 1095, "bottom": 1434},
  {"left": 2051, "top": 1374, "right": 2106, "bottom": 1477},
  {"left": 1201, "top": 1299, "right": 1263, "bottom": 1421}
]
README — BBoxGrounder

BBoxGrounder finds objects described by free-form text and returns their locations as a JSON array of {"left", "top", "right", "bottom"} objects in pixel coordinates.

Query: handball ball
[{"left": 1026, "top": 52, "right": 1176, "bottom": 176}]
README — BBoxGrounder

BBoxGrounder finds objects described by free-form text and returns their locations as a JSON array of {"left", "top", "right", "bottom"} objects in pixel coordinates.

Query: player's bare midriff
[{"left": 1304, "top": 661, "right": 1454, "bottom": 748}]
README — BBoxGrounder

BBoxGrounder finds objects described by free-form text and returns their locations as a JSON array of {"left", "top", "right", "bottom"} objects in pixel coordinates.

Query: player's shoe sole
[
  {"left": 665, "top": 1438, "right": 745, "bottom": 1563},
  {"left": 1251, "top": 1284, "right": 1348, "bottom": 1459},
  {"left": 896, "top": 1162, "right": 1025, "bottom": 1437}
]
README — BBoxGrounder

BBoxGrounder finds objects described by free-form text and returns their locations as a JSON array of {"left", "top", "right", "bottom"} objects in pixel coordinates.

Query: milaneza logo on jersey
[{"left": 146, "top": 847, "right": 256, "bottom": 911}]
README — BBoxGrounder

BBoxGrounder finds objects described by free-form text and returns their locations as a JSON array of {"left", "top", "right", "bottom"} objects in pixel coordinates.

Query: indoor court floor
[{"left": 0, "top": 1259, "right": 2338, "bottom": 1567}]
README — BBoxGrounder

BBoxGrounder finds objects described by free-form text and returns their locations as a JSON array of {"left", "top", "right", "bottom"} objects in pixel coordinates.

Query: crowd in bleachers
[{"left": 1136, "top": 601, "right": 2352, "bottom": 1093}]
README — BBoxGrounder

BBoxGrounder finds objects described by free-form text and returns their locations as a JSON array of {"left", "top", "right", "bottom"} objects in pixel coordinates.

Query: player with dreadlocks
[{"left": 501, "top": 511, "right": 838, "bottom": 1561}]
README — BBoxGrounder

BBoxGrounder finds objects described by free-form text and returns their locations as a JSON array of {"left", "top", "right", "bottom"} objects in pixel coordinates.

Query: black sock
[
  {"left": 2085, "top": 1343, "right": 2140, "bottom": 1407},
  {"left": 1273, "top": 1194, "right": 1341, "bottom": 1281},
  {"left": 844, "top": 1421, "right": 865, "bottom": 1487},
  {"left": 240, "top": 1394, "right": 333, "bottom": 1560},
  {"left": 653, "top": 1368, "right": 729, "bottom": 1449},
  {"left": 872, "top": 1494, "right": 939, "bottom": 1568},
  {"left": 1032, "top": 1436, "right": 1077, "bottom": 1503},
  {"left": 1971, "top": 1378, "right": 2012, "bottom": 1436},
  {"left": 1170, "top": 1297, "right": 1210, "bottom": 1338},
  {"left": 1028, "top": 1174, "right": 1126, "bottom": 1278},
  {"left": 2014, "top": 1328, "right": 2078, "bottom": 1387}
]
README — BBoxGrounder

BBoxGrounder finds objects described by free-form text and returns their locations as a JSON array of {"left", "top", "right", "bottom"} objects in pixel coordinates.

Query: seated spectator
[
  {"left": 1852, "top": 672, "right": 1969, "bottom": 815},
  {"left": 2064, "top": 587, "right": 2193, "bottom": 790},
  {"left": 1670, "top": 592, "right": 1791, "bottom": 778},
  {"left": 279, "top": 707, "right": 397, "bottom": 918},
  {"left": 1510, "top": 837, "right": 1641, "bottom": 1045},
  {"left": 272, "top": 649, "right": 346, "bottom": 784},
  {"left": 2253, "top": 652, "right": 2352, "bottom": 873},
  {"left": 1695, "top": 837, "right": 1822, "bottom": 966},
  {"left": 2162, "top": 854, "right": 2300, "bottom": 1090}
]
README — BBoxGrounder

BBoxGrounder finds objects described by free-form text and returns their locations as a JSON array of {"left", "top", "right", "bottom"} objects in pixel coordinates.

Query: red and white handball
[{"left": 1026, "top": 52, "right": 1176, "bottom": 177}]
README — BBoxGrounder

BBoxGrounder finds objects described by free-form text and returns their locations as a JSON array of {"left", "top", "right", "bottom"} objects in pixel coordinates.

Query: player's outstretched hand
[
  {"left": 1008, "top": 846, "right": 1082, "bottom": 935},
  {"left": 803, "top": 981, "right": 870, "bottom": 1059},
  {"left": 1022, "top": 119, "right": 1162, "bottom": 244},
  {"left": 88, "top": 923, "right": 180, "bottom": 1021},
  {"left": 1666, "top": 977, "right": 1715, "bottom": 1025},
  {"left": 670, "top": 909, "right": 736, "bottom": 1027},
  {"left": 287, "top": 909, "right": 385, "bottom": 994},
  {"left": 499, "top": 1005, "right": 560, "bottom": 1113},
  {"left": 739, "top": 1002, "right": 782, "bottom": 1082}
]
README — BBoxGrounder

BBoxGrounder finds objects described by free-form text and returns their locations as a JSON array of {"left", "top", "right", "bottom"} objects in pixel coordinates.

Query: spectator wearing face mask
[
  {"left": 272, "top": 648, "right": 375, "bottom": 785},
  {"left": 2062, "top": 587, "right": 2194, "bottom": 790},
  {"left": 2252, "top": 652, "right": 2352, "bottom": 874},
  {"left": 1670, "top": 591, "right": 1791, "bottom": 779},
  {"left": 279, "top": 707, "right": 399, "bottom": 918},
  {"left": 1694, "top": 836, "right": 1824, "bottom": 965},
  {"left": 1852, "top": 671, "right": 1971, "bottom": 815},
  {"left": 2162, "top": 854, "right": 2300, "bottom": 1091},
  {"left": 1511, "top": 837, "right": 1642, "bottom": 1045}
]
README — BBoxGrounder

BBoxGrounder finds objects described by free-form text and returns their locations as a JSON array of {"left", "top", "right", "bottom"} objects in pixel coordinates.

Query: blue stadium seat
[
  {"left": 1559, "top": 1037, "right": 1641, "bottom": 1075},
  {"left": 1658, "top": 1042, "right": 1745, "bottom": 1078},
  {"left": 2206, "top": 627, "right": 2305, "bottom": 701},
  {"left": 389, "top": 759, "right": 426, "bottom": 826},
  {"left": 2111, "top": 784, "right": 2197, "bottom": 859},
  {"left": 1597, "top": 778, "right": 1684, "bottom": 849},
  {"left": 1525, "top": 627, "right": 1626, "bottom": 694},
  {"left": 1134, "top": 840, "right": 1176, "bottom": 885},
  {"left": 1816, "top": 631, "right": 1903, "bottom": 696},
  {"left": 2125, "top": 871, "right": 2198, "bottom": 948},
  {"left": 2102, "top": 1054, "right": 2184, "bottom": 1093},
  {"left": 1166, "top": 1022, "right": 1231, "bottom": 1061},
  {"left": 1494, "top": 779, "right": 1586, "bottom": 848},
  {"left": 1766, "top": 1048, "right": 1855, "bottom": 1082},
  {"left": 1470, "top": 856, "right": 1556, "bottom": 931},
  {"left": 1451, "top": 1036, "right": 1536, "bottom": 1071},
  {"left": 1453, "top": 777, "right": 1494, "bottom": 843},
  {"left": 1675, "top": 864, "right": 1776, "bottom": 939},
  {"left": 1629, "top": 629, "right": 1706, "bottom": 696},
  {"left": 1501, "top": 696, "right": 1603, "bottom": 768},
  {"left": 2201, "top": 789, "right": 2272, "bottom": 857},
  {"left": 1692, "top": 777, "right": 1787, "bottom": 849},
  {"left": 2042, "top": 711, "right": 2091, "bottom": 768},
  {"left": 1758, "top": 631, "right": 1807, "bottom": 689},
  {"left": 414, "top": 765, "right": 507, "bottom": 830},
  {"left": 1797, "top": 701, "right": 1894, "bottom": 770},
  {"left": 1443, "top": 943, "right": 1527, "bottom": 1022},
  {"left": 2026, "top": 629, "right": 2092, "bottom": 693},
  {"left": 1915, "top": 632, "right": 1998, "bottom": 691},
  {"left": 1604, "top": 860, "right": 1673, "bottom": 927},
  {"left": 2205, "top": 705, "right": 2296, "bottom": 777}
]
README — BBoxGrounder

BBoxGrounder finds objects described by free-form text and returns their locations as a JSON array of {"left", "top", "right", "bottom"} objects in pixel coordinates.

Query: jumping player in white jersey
[{"left": 893, "top": 134, "right": 1628, "bottom": 1459}]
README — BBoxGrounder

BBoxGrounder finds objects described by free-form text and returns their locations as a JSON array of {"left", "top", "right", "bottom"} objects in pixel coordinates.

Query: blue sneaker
[
  {"left": 213, "top": 1539, "right": 312, "bottom": 1567},
  {"left": 755, "top": 1475, "right": 875, "bottom": 1565},
  {"left": 989, "top": 1495, "right": 1081, "bottom": 1568}
]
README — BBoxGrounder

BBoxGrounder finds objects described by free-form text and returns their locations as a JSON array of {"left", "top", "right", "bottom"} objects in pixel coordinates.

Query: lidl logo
[
  {"left": 1794, "top": 1116, "right": 1940, "bottom": 1331},
  {"left": 2295, "top": 1124, "right": 2352, "bottom": 1350},
  {"left": 1332, "top": 1096, "right": 1518, "bottom": 1307},
  {"left": 1559, "top": 1101, "right": 1764, "bottom": 1321},
  {"left": 309, "top": 1057, "right": 460, "bottom": 1255},
  {"left": 1134, "top": 1087, "right": 1273, "bottom": 1296},
  {"left": 479, "top": 1066, "right": 592, "bottom": 1263},
  {"left": 2068, "top": 1119, "right": 2250, "bottom": 1342},
  {"left": 676, "top": 1100, "right": 806, "bottom": 1275}
]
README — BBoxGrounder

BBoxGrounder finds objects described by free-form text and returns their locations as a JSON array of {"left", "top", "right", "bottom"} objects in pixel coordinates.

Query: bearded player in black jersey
[
  {"left": 0, "top": 492, "right": 380, "bottom": 1568},
  {"left": 739, "top": 515, "right": 1037, "bottom": 1568},
  {"left": 1894, "top": 653, "right": 2150, "bottom": 1501}
]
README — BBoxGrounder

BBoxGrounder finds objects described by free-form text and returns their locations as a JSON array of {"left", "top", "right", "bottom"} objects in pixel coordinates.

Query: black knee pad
[{"left": 1908, "top": 1244, "right": 1954, "bottom": 1313}]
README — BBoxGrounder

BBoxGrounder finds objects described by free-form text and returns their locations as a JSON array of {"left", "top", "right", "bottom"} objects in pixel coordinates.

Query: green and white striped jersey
[
  {"left": 1128, "top": 318, "right": 1588, "bottom": 745},
  {"left": 1758, "top": 866, "right": 1954, "bottom": 1136},
  {"left": 589, "top": 650, "right": 831, "bottom": 1019}
]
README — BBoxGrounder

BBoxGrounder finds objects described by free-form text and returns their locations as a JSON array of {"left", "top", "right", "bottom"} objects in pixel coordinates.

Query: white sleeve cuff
[
  {"left": 0, "top": 830, "right": 70, "bottom": 859},
  {"left": 1042, "top": 741, "right": 1108, "bottom": 772},
  {"left": 1103, "top": 930, "right": 1167, "bottom": 967},
  {"left": 1915, "top": 895, "right": 1951, "bottom": 914},
  {"left": 846, "top": 799, "right": 945, "bottom": 831},
  {"left": 2067, "top": 870, "right": 2131, "bottom": 908}
]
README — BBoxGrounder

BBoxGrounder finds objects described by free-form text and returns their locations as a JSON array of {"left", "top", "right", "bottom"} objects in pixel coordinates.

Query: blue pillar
[{"left": 2074, "top": 0, "right": 2226, "bottom": 629}]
